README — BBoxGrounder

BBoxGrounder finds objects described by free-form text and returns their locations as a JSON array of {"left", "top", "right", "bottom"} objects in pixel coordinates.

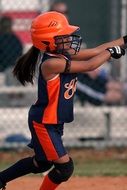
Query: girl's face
[
  {"left": 55, "top": 34, "right": 82, "bottom": 55},
  {"left": 62, "top": 36, "right": 76, "bottom": 54},
  {"left": 56, "top": 36, "right": 72, "bottom": 49}
]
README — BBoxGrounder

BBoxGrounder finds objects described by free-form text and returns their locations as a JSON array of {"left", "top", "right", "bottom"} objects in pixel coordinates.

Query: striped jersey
[{"left": 28, "top": 53, "right": 77, "bottom": 124}]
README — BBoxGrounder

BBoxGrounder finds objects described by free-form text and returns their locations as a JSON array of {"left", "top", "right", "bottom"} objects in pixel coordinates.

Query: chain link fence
[
  {"left": 0, "top": 0, "right": 127, "bottom": 149},
  {"left": 1, "top": 105, "right": 127, "bottom": 149}
]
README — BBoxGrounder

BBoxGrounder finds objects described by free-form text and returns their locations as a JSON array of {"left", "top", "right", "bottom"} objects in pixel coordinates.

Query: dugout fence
[{"left": 0, "top": 105, "right": 127, "bottom": 149}]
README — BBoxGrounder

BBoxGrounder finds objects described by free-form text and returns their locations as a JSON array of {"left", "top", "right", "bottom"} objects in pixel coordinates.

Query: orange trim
[
  {"left": 42, "top": 76, "right": 60, "bottom": 124},
  {"left": 33, "top": 121, "right": 59, "bottom": 161},
  {"left": 40, "top": 175, "right": 59, "bottom": 190}
]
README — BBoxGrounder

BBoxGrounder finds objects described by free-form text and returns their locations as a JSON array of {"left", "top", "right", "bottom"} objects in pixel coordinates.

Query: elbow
[{"left": 82, "top": 65, "right": 97, "bottom": 72}]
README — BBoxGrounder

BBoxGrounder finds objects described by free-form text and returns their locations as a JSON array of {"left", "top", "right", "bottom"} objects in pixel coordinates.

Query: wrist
[
  {"left": 106, "top": 48, "right": 112, "bottom": 55},
  {"left": 123, "top": 35, "right": 127, "bottom": 44}
]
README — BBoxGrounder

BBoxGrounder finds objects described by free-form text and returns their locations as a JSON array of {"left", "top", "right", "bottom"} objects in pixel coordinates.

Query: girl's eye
[{"left": 65, "top": 37, "right": 72, "bottom": 42}]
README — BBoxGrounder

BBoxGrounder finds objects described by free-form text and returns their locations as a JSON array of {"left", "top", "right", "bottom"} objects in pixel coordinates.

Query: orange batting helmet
[{"left": 31, "top": 11, "right": 81, "bottom": 53}]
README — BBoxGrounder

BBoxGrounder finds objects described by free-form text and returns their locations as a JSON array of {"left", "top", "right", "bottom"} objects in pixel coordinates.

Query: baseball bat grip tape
[{"left": 121, "top": 43, "right": 127, "bottom": 50}]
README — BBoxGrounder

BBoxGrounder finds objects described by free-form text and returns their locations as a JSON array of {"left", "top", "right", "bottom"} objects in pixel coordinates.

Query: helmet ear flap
[
  {"left": 32, "top": 38, "right": 48, "bottom": 51},
  {"left": 42, "top": 41, "right": 51, "bottom": 52}
]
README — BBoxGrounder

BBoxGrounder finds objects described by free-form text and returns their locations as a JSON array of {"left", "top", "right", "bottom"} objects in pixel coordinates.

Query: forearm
[
  {"left": 96, "top": 37, "right": 124, "bottom": 53},
  {"left": 84, "top": 45, "right": 126, "bottom": 72},
  {"left": 83, "top": 50, "right": 111, "bottom": 72},
  {"left": 72, "top": 36, "right": 126, "bottom": 61},
  {"left": 71, "top": 50, "right": 111, "bottom": 73}
]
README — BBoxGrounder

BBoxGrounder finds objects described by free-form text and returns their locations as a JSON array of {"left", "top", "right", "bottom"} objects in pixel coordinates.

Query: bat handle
[{"left": 121, "top": 43, "right": 127, "bottom": 50}]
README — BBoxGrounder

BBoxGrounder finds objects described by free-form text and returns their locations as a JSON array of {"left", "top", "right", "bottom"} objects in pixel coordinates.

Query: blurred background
[{"left": 0, "top": 0, "right": 127, "bottom": 177}]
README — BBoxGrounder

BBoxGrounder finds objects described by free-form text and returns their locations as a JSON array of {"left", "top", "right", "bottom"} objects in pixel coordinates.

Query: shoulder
[
  {"left": 41, "top": 56, "right": 67, "bottom": 80},
  {"left": 41, "top": 56, "right": 66, "bottom": 74}
]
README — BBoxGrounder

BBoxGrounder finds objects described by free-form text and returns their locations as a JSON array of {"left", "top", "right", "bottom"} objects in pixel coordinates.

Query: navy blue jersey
[{"left": 29, "top": 53, "right": 77, "bottom": 124}]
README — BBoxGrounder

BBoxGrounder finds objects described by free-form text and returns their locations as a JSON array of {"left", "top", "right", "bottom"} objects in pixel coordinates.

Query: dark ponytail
[{"left": 13, "top": 46, "right": 40, "bottom": 85}]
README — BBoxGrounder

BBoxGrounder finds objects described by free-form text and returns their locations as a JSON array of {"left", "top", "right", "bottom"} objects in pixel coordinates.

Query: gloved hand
[{"left": 106, "top": 46, "right": 125, "bottom": 59}]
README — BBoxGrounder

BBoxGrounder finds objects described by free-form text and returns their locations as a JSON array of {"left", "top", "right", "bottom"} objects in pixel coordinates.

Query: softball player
[{"left": 0, "top": 11, "right": 127, "bottom": 190}]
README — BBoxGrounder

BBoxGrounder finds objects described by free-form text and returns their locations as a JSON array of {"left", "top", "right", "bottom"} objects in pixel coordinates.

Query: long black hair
[{"left": 13, "top": 46, "right": 40, "bottom": 85}]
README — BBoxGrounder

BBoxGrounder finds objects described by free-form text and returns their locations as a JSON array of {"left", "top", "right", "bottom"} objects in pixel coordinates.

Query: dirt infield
[
  {"left": 1, "top": 148, "right": 127, "bottom": 190},
  {"left": 7, "top": 176, "right": 127, "bottom": 190}
]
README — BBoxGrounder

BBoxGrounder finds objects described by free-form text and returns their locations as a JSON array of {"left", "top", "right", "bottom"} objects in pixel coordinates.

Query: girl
[{"left": 0, "top": 11, "right": 126, "bottom": 190}]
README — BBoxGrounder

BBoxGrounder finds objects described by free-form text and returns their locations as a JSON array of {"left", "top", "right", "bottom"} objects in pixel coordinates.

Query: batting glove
[{"left": 106, "top": 46, "right": 125, "bottom": 59}]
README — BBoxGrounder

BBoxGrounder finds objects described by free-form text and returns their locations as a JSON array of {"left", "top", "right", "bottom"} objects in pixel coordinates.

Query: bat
[{"left": 121, "top": 43, "right": 127, "bottom": 50}]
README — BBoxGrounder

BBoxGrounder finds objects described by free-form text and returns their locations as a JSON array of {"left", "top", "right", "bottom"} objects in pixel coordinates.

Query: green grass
[
  {"left": 0, "top": 159, "right": 127, "bottom": 176},
  {"left": 73, "top": 159, "right": 127, "bottom": 176},
  {"left": 1, "top": 149, "right": 127, "bottom": 176},
  {"left": 0, "top": 162, "right": 13, "bottom": 171}
]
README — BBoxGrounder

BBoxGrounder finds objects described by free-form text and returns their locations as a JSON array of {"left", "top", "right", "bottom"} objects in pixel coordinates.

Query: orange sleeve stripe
[
  {"left": 42, "top": 76, "right": 60, "bottom": 124},
  {"left": 33, "top": 121, "right": 59, "bottom": 161}
]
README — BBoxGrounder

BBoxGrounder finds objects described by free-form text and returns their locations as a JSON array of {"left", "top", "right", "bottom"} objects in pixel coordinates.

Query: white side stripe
[{"left": 77, "top": 81, "right": 105, "bottom": 101}]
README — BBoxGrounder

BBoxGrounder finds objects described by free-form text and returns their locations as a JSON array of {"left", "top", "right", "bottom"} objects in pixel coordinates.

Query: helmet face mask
[{"left": 54, "top": 34, "right": 82, "bottom": 55}]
